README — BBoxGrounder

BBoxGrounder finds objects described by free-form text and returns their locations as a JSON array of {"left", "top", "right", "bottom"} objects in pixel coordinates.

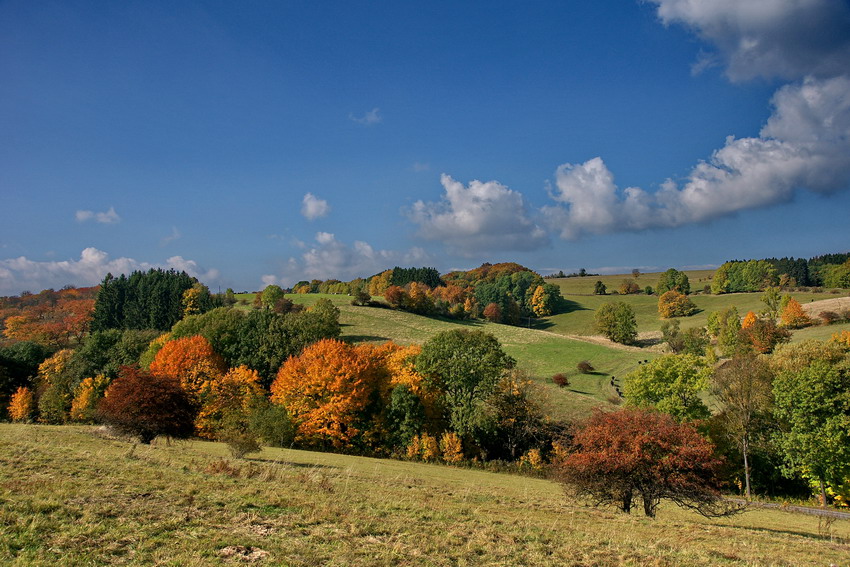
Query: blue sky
[{"left": 2, "top": 0, "right": 849, "bottom": 295}]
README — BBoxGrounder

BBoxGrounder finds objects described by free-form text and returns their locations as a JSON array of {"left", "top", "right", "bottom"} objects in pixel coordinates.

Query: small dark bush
[
  {"left": 577, "top": 361, "right": 594, "bottom": 374},
  {"left": 818, "top": 311, "right": 840, "bottom": 325},
  {"left": 552, "top": 373, "right": 570, "bottom": 387}
]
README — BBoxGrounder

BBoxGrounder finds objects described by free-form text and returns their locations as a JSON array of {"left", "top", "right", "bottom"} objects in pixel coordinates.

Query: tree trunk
[
  {"left": 642, "top": 494, "right": 657, "bottom": 518},
  {"left": 621, "top": 490, "right": 632, "bottom": 514},
  {"left": 742, "top": 436, "right": 751, "bottom": 500},
  {"left": 820, "top": 479, "right": 828, "bottom": 508}
]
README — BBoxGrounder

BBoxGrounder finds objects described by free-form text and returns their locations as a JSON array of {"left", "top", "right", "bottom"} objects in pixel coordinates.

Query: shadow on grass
[{"left": 341, "top": 334, "right": 392, "bottom": 343}]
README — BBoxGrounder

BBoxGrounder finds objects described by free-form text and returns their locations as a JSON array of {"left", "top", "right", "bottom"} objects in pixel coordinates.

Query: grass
[{"left": 2, "top": 424, "right": 848, "bottom": 566}]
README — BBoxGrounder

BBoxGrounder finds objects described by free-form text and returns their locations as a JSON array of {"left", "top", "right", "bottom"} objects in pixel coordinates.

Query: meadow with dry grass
[{"left": 2, "top": 424, "right": 848, "bottom": 566}]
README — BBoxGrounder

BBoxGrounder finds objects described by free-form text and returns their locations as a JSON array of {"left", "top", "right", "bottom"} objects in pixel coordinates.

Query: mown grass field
[{"left": 2, "top": 424, "right": 848, "bottom": 566}]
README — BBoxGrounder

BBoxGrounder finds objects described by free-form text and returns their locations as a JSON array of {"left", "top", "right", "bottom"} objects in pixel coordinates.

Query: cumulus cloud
[
  {"left": 539, "top": 1, "right": 850, "bottom": 239},
  {"left": 651, "top": 0, "right": 850, "bottom": 81},
  {"left": 75, "top": 206, "right": 121, "bottom": 224},
  {"left": 408, "top": 174, "right": 549, "bottom": 256},
  {"left": 349, "top": 107, "right": 382, "bottom": 125},
  {"left": 0, "top": 247, "right": 219, "bottom": 296},
  {"left": 301, "top": 193, "right": 330, "bottom": 220},
  {"left": 263, "top": 233, "right": 432, "bottom": 287}
]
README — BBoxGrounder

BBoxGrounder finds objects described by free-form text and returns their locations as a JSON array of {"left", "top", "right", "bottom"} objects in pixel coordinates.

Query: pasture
[{"left": 1, "top": 424, "right": 847, "bottom": 566}]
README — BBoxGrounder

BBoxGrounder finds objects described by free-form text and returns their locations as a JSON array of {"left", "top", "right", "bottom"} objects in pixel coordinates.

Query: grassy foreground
[{"left": 2, "top": 425, "right": 848, "bottom": 566}]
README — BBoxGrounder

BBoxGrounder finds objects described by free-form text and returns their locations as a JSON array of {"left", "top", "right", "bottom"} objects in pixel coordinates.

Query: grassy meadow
[
  {"left": 235, "top": 274, "right": 850, "bottom": 420},
  {"left": 2, "top": 424, "right": 848, "bottom": 566}
]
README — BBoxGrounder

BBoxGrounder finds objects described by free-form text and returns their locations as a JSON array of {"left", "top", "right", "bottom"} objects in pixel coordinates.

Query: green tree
[
  {"left": 773, "top": 358, "right": 850, "bottom": 506},
  {"left": 623, "top": 354, "right": 711, "bottom": 422},
  {"left": 260, "top": 285, "right": 286, "bottom": 309},
  {"left": 593, "top": 280, "right": 607, "bottom": 295},
  {"left": 712, "top": 355, "right": 774, "bottom": 500},
  {"left": 415, "top": 330, "right": 515, "bottom": 449},
  {"left": 657, "top": 268, "right": 690, "bottom": 295},
  {"left": 760, "top": 286, "right": 781, "bottom": 318},
  {"left": 595, "top": 302, "right": 637, "bottom": 345}
]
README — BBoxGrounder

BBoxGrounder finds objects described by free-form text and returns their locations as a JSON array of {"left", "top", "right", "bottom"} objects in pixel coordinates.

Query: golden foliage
[
  {"left": 70, "top": 374, "right": 110, "bottom": 423},
  {"left": 779, "top": 298, "right": 811, "bottom": 329},
  {"left": 741, "top": 311, "right": 758, "bottom": 329},
  {"left": 829, "top": 330, "right": 850, "bottom": 349},
  {"left": 37, "top": 349, "right": 75, "bottom": 384},
  {"left": 195, "top": 365, "right": 264, "bottom": 439},
  {"left": 8, "top": 386, "right": 35, "bottom": 422},
  {"left": 420, "top": 433, "right": 439, "bottom": 462},
  {"left": 439, "top": 432, "right": 464, "bottom": 463}
]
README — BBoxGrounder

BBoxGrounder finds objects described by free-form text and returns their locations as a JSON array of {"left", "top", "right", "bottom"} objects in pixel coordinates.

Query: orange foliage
[
  {"left": 439, "top": 432, "right": 464, "bottom": 463},
  {"left": 195, "top": 365, "right": 264, "bottom": 439},
  {"left": 270, "top": 339, "right": 387, "bottom": 447},
  {"left": 780, "top": 298, "right": 812, "bottom": 329},
  {"left": 149, "top": 335, "right": 226, "bottom": 396},
  {"left": 741, "top": 311, "right": 758, "bottom": 329},
  {"left": 2, "top": 297, "right": 94, "bottom": 347},
  {"left": 829, "top": 330, "right": 850, "bottom": 349},
  {"left": 8, "top": 386, "right": 35, "bottom": 421}
]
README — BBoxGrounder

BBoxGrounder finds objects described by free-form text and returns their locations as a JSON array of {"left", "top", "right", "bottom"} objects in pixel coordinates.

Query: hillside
[{"left": 2, "top": 424, "right": 847, "bottom": 566}]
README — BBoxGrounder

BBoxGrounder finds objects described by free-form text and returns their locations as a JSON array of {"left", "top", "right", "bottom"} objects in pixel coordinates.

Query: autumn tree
[
  {"left": 779, "top": 297, "right": 811, "bottom": 329},
  {"left": 557, "top": 408, "right": 734, "bottom": 517},
  {"left": 270, "top": 339, "right": 386, "bottom": 448},
  {"left": 482, "top": 302, "right": 502, "bottom": 323},
  {"left": 195, "top": 365, "right": 265, "bottom": 440},
  {"left": 760, "top": 286, "right": 782, "bottom": 318},
  {"left": 712, "top": 355, "right": 774, "bottom": 500},
  {"left": 8, "top": 386, "right": 35, "bottom": 422},
  {"left": 657, "top": 291, "right": 697, "bottom": 318},
  {"left": 98, "top": 366, "right": 197, "bottom": 444},
  {"left": 149, "top": 335, "right": 227, "bottom": 397},
  {"left": 623, "top": 354, "right": 711, "bottom": 422},
  {"left": 738, "top": 317, "right": 790, "bottom": 354},
  {"left": 70, "top": 374, "right": 110, "bottom": 423},
  {"left": 36, "top": 349, "right": 77, "bottom": 424},
  {"left": 181, "top": 282, "right": 212, "bottom": 317},
  {"left": 595, "top": 302, "right": 637, "bottom": 345},
  {"left": 741, "top": 311, "right": 757, "bottom": 329}
]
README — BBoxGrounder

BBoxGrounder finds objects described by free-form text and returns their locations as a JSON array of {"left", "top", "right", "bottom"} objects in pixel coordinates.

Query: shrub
[
  {"left": 220, "top": 425, "right": 262, "bottom": 459},
  {"left": 595, "top": 302, "right": 638, "bottom": 345},
  {"left": 657, "top": 291, "right": 697, "bottom": 318},
  {"left": 577, "top": 361, "right": 594, "bottom": 374},
  {"left": 818, "top": 311, "right": 840, "bottom": 325},
  {"left": 98, "top": 366, "right": 197, "bottom": 444},
  {"left": 440, "top": 432, "right": 464, "bottom": 463},
  {"left": 8, "top": 386, "right": 35, "bottom": 422},
  {"left": 552, "top": 373, "right": 570, "bottom": 387}
]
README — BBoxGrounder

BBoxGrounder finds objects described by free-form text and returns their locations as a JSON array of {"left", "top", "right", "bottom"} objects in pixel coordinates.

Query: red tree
[
  {"left": 98, "top": 366, "right": 196, "bottom": 444},
  {"left": 557, "top": 407, "right": 737, "bottom": 517}
]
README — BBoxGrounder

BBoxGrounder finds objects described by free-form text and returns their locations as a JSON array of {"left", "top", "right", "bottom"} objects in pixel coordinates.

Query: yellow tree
[
  {"left": 70, "top": 374, "right": 110, "bottom": 423},
  {"left": 741, "top": 311, "right": 758, "bottom": 329},
  {"left": 780, "top": 298, "right": 811, "bottom": 329}
]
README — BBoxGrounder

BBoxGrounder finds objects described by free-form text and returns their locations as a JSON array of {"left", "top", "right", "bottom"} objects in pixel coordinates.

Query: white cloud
[
  {"left": 263, "top": 234, "right": 432, "bottom": 287},
  {"left": 349, "top": 107, "right": 382, "bottom": 125},
  {"left": 651, "top": 0, "right": 850, "bottom": 81},
  {"left": 408, "top": 174, "right": 549, "bottom": 256},
  {"left": 412, "top": 162, "right": 430, "bottom": 172},
  {"left": 75, "top": 206, "right": 121, "bottom": 224},
  {"left": 301, "top": 193, "right": 330, "bottom": 220},
  {"left": 0, "top": 247, "right": 219, "bottom": 296}
]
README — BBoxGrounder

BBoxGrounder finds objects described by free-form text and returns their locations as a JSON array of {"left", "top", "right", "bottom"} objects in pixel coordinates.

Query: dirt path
[{"left": 541, "top": 331, "right": 665, "bottom": 353}]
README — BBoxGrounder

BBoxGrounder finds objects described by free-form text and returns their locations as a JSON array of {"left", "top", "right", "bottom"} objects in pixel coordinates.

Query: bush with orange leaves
[
  {"left": 8, "top": 386, "right": 35, "bottom": 422},
  {"left": 270, "top": 339, "right": 388, "bottom": 448},
  {"left": 780, "top": 298, "right": 812, "bottom": 329},
  {"left": 149, "top": 335, "right": 226, "bottom": 397}
]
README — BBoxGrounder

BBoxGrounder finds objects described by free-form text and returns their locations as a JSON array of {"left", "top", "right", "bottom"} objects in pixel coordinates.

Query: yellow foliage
[
  {"left": 551, "top": 441, "right": 569, "bottom": 464},
  {"left": 420, "top": 433, "right": 440, "bottom": 462},
  {"left": 37, "top": 349, "right": 74, "bottom": 384},
  {"left": 368, "top": 270, "right": 393, "bottom": 296},
  {"left": 8, "top": 386, "right": 35, "bottom": 422},
  {"left": 519, "top": 448, "right": 544, "bottom": 471},
  {"left": 406, "top": 435, "right": 422, "bottom": 460},
  {"left": 440, "top": 432, "right": 464, "bottom": 463},
  {"left": 70, "top": 374, "right": 110, "bottom": 423},
  {"left": 829, "top": 330, "right": 850, "bottom": 349},
  {"left": 195, "top": 365, "right": 264, "bottom": 439}
]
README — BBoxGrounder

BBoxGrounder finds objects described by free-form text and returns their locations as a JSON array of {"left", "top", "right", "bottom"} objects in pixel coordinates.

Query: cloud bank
[{"left": 0, "top": 248, "right": 219, "bottom": 296}]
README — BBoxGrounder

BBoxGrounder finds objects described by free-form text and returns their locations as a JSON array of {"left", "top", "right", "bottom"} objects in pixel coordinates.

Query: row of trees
[{"left": 714, "top": 254, "right": 850, "bottom": 293}]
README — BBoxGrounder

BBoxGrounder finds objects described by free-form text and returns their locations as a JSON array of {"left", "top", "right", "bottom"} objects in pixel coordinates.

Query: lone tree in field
[
  {"left": 98, "top": 366, "right": 197, "bottom": 444},
  {"left": 595, "top": 302, "right": 637, "bottom": 345},
  {"left": 557, "top": 408, "right": 736, "bottom": 518}
]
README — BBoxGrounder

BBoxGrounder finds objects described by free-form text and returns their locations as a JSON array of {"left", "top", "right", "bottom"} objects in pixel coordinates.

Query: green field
[{"left": 2, "top": 424, "right": 847, "bottom": 566}]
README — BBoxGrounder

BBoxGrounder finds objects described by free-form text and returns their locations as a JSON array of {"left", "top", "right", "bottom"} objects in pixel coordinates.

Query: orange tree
[
  {"left": 195, "top": 365, "right": 265, "bottom": 439},
  {"left": 270, "top": 339, "right": 387, "bottom": 448},
  {"left": 149, "top": 335, "right": 226, "bottom": 397},
  {"left": 557, "top": 408, "right": 736, "bottom": 517}
]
